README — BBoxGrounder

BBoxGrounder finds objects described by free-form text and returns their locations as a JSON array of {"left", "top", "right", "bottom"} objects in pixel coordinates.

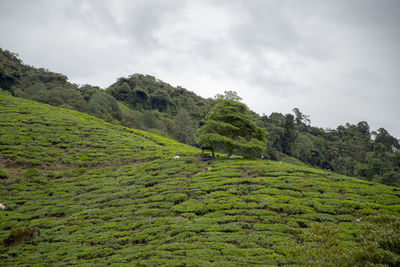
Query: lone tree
[{"left": 197, "top": 91, "right": 267, "bottom": 157}]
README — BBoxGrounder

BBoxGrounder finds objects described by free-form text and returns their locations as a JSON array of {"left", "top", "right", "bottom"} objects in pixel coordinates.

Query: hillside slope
[
  {"left": 1, "top": 94, "right": 400, "bottom": 266},
  {"left": 2, "top": 48, "right": 399, "bottom": 187},
  {"left": 0, "top": 48, "right": 212, "bottom": 143}
]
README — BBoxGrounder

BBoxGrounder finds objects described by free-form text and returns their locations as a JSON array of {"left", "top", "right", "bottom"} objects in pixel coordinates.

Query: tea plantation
[{"left": 1, "top": 94, "right": 400, "bottom": 266}]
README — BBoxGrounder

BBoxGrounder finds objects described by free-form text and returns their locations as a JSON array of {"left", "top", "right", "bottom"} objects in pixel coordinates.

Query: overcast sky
[{"left": 1, "top": 0, "right": 399, "bottom": 137}]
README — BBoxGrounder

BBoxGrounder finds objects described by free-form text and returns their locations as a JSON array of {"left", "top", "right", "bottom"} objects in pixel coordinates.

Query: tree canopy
[{"left": 197, "top": 91, "right": 267, "bottom": 157}]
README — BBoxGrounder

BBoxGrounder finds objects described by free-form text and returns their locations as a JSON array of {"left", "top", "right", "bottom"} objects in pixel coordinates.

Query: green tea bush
[
  {"left": 3, "top": 227, "right": 40, "bottom": 246},
  {"left": 24, "top": 168, "right": 40, "bottom": 179},
  {"left": 0, "top": 169, "right": 8, "bottom": 179},
  {"left": 294, "top": 215, "right": 400, "bottom": 266},
  {"left": 1, "top": 94, "right": 400, "bottom": 266}
]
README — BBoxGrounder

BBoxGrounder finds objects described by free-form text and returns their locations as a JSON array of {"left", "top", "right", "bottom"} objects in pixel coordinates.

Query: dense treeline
[
  {"left": 106, "top": 73, "right": 213, "bottom": 142},
  {"left": 0, "top": 48, "right": 87, "bottom": 113},
  {"left": 258, "top": 109, "right": 400, "bottom": 187},
  {"left": 0, "top": 48, "right": 211, "bottom": 144},
  {"left": 1, "top": 48, "right": 399, "bottom": 186}
]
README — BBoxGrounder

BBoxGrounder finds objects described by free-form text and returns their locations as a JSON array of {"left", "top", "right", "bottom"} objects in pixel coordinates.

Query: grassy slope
[{"left": 0, "top": 94, "right": 400, "bottom": 266}]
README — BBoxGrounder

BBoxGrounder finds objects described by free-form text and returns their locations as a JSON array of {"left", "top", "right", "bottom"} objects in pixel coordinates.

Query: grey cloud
[
  {"left": 229, "top": 0, "right": 333, "bottom": 59},
  {"left": 63, "top": 0, "right": 186, "bottom": 49},
  {"left": 248, "top": 72, "right": 305, "bottom": 97},
  {"left": 232, "top": 1, "right": 298, "bottom": 50},
  {"left": 344, "top": 68, "right": 383, "bottom": 85},
  {"left": 326, "top": 0, "right": 400, "bottom": 30}
]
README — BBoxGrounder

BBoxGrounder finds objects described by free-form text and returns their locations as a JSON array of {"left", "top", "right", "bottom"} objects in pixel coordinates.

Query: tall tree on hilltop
[
  {"left": 293, "top": 107, "right": 310, "bottom": 126},
  {"left": 197, "top": 91, "right": 267, "bottom": 157},
  {"left": 282, "top": 114, "right": 297, "bottom": 155},
  {"left": 373, "top": 128, "right": 400, "bottom": 152}
]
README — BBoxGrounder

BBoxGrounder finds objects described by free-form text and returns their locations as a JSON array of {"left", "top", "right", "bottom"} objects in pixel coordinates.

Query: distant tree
[
  {"left": 381, "top": 171, "right": 400, "bottom": 187},
  {"left": 142, "top": 110, "right": 158, "bottom": 129},
  {"left": 293, "top": 133, "right": 315, "bottom": 164},
  {"left": 87, "top": 92, "right": 122, "bottom": 121},
  {"left": 130, "top": 86, "right": 149, "bottom": 109},
  {"left": 258, "top": 113, "right": 285, "bottom": 160},
  {"left": 269, "top": 112, "right": 286, "bottom": 126},
  {"left": 374, "top": 128, "right": 400, "bottom": 152},
  {"left": 331, "top": 156, "right": 356, "bottom": 176},
  {"left": 150, "top": 89, "right": 172, "bottom": 112},
  {"left": 282, "top": 114, "right": 297, "bottom": 155},
  {"left": 293, "top": 107, "right": 310, "bottom": 126},
  {"left": 172, "top": 109, "right": 195, "bottom": 144},
  {"left": 0, "top": 48, "right": 24, "bottom": 94},
  {"left": 197, "top": 91, "right": 266, "bottom": 157},
  {"left": 79, "top": 84, "right": 102, "bottom": 101},
  {"left": 121, "top": 108, "right": 144, "bottom": 130},
  {"left": 106, "top": 81, "right": 130, "bottom": 102},
  {"left": 214, "top": 90, "right": 242, "bottom": 101},
  {"left": 357, "top": 121, "right": 370, "bottom": 136},
  {"left": 20, "top": 82, "right": 49, "bottom": 103},
  {"left": 354, "top": 162, "right": 369, "bottom": 179},
  {"left": 47, "top": 86, "right": 87, "bottom": 112},
  {"left": 367, "top": 143, "right": 388, "bottom": 179}
]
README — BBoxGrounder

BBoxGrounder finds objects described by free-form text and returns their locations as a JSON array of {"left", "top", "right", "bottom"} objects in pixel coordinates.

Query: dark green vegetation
[
  {"left": 1, "top": 94, "right": 400, "bottom": 266},
  {"left": 198, "top": 91, "right": 266, "bottom": 157},
  {"left": 107, "top": 73, "right": 212, "bottom": 130},
  {"left": 1, "top": 47, "right": 399, "bottom": 186},
  {"left": 259, "top": 110, "right": 400, "bottom": 187}
]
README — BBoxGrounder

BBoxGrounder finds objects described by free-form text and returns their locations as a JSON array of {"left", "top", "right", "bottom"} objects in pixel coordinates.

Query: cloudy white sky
[{"left": 1, "top": 0, "right": 399, "bottom": 137}]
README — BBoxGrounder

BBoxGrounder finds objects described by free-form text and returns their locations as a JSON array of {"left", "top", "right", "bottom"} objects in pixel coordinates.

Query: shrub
[
  {"left": 0, "top": 169, "right": 8, "bottom": 179},
  {"left": 3, "top": 227, "right": 40, "bottom": 246},
  {"left": 24, "top": 168, "right": 40, "bottom": 179},
  {"left": 0, "top": 88, "right": 11, "bottom": 95}
]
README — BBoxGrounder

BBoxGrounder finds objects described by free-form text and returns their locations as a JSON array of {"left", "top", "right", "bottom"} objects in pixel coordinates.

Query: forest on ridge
[{"left": 1, "top": 48, "right": 399, "bottom": 187}]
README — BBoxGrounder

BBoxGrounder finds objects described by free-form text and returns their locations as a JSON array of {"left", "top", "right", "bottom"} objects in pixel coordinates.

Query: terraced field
[{"left": 1, "top": 94, "right": 400, "bottom": 266}]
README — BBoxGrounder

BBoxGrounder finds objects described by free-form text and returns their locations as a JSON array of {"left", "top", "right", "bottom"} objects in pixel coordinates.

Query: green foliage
[
  {"left": 259, "top": 109, "right": 400, "bottom": 187},
  {"left": 0, "top": 48, "right": 89, "bottom": 113},
  {"left": 215, "top": 90, "right": 242, "bottom": 101},
  {"left": 3, "top": 227, "right": 40, "bottom": 246},
  {"left": 0, "top": 50, "right": 207, "bottom": 145},
  {"left": 0, "top": 48, "right": 26, "bottom": 94},
  {"left": 1, "top": 51, "right": 400, "bottom": 265},
  {"left": 118, "top": 101, "right": 144, "bottom": 129},
  {"left": 0, "top": 94, "right": 196, "bottom": 167},
  {"left": 171, "top": 109, "right": 195, "bottom": 144},
  {"left": 282, "top": 114, "right": 297, "bottom": 155},
  {"left": 0, "top": 88, "right": 12, "bottom": 95},
  {"left": 0, "top": 93, "right": 400, "bottom": 265},
  {"left": 106, "top": 73, "right": 213, "bottom": 129},
  {"left": 374, "top": 128, "right": 400, "bottom": 153},
  {"left": 87, "top": 92, "right": 122, "bottom": 122},
  {"left": 382, "top": 171, "right": 400, "bottom": 187},
  {"left": 293, "top": 107, "right": 310, "bottom": 127},
  {"left": 24, "top": 169, "right": 40, "bottom": 179},
  {"left": 295, "top": 215, "right": 400, "bottom": 266},
  {"left": 0, "top": 169, "right": 8, "bottom": 179},
  {"left": 2, "top": 48, "right": 399, "bottom": 186},
  {"left": 198, "top": 91, "right": 266, "bottom": 157},
  {"left": 150, "top": 89, "right": 172, "bottom": 112}
]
